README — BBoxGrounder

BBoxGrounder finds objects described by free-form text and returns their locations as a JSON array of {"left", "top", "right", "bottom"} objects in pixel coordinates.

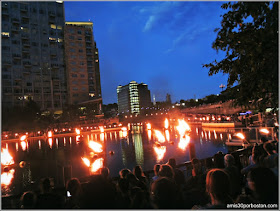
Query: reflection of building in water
[
  {"left": 120, "top": 133, "right": 137, "bottom": 167},
  {"left": 133, "top": 134, "right": 144, "bottom": 166}
]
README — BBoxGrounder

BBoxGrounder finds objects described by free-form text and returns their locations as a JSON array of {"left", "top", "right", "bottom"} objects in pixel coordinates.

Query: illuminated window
[
  {"left": 95, "top": 60, "right": 98, "bottom": 62},
  {"left": 49, "top": 37, "right": 56, "bottom": 41},
  {"left": 57, "top": 38, "right": 63, "bottom": 43},
  {"left": 1, "top": 32, "right": 9, "bottom": 37},
  {"left": 50, "top": 24, "right": 56, "bottom": 29},
  {"left": 89, "top": 93, "right": 95, "bottom": 97},
  {"left": 57, "top": 25, "right": 62, "bottom": 30}
]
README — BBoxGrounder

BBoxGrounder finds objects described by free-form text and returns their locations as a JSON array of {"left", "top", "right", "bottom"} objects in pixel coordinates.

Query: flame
[
  {"left": 259, "top": 128, "right": 269, "bottom": 134},
  {"left": 176, "top": 119, "right": 191, "bottom": 137},
  {"left": 236, "top": 132, "right": 245, "bottom": 140},
  {"left": 47, "top": 131, "right": 53, "bottom": 138},
  {"left": 88, "top": 141, "right": 103, "bottom": 153},
  {"left": 20, "top": 135, "right": 27, "bottom": 141},
  {"left": 153, "top": 145, "right": 166, "bottom": 161},
  {"left": 1, "top": 169, "right": 15, "bottom": 186},
  {"left": 82, "top": 157, "right": 90, "bottom": 167},
  {"left": 21, "top": 141, "right": 27, "bottom": 151},
  {"left": 90, "top": 158, "right": 104, "bottom": 173},
  {"left": 147, "top": 123, "right": 152, "bottom": 130},
  {"left": 1, "top": 148, "right": 14, "bottom": 166},
  {"left": 154, "top": 130, "right": 166, "bottom": 143},
  {"left": 75, "top": 128, "right": 81, "bottom": 135},
  {"left": 165, "top": 130, "right": 170, "bottom": 142},
  {"left": 164, "top": 118, "right": 169, "bottom": 129},
  {"left": 178, "top": 135, "right": 190, "bottom": 150},
  {"left": 99, "top": 126, "right": 104, "bottom": 133},
  {"left": 121, "top": 127, "right": 127, "bottom": 131}
]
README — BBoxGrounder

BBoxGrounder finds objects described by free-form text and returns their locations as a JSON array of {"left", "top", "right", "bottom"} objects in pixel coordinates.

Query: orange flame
[
  {"left": 164, "top": 118, "right": 169, "bottom": 129},
  {"left": 178, "top": 135, "right": 190, "bottom": 150},
  {"left": 1, "top": 169, "right": 15, "bottom": 186},
  {"left": 1, "top": 148, "right": 15, "bottom": 186},
  {"left": 1, "top": 148, "right": 14, "bottom": 166},
  {"left": 153, "top": 145, "right": 166, "bottom": 161},
  {"left": 75, "top": 128, "right": 81, "bottom": 135},
  {"left": 82, "top": 157, "right": 90, "bottom": 167},
  {"left": 154, "top": 130, "right": 166, "bottom": 143},
  {"left": 47, "top": 131, "right": 53, "bottom": 138},
  {"left": 259, "top": 128, "right": 269, "bottom": 134},
  {"left": 88, "top": 141, "right": 103, "bottom": 153},
  {"left": 147, "top": 123, "right": 152, "bottom": 130},
  {"left": 236, "top": 132, "right": 245, "bottom": 140},
  {"left": 90, "top": 158, "right": 104, "bottom": 173},
  {"left": 121, "top": 127, "right": 127, "bottom": 131},
  {"left": 20, "top": 135, "right": 27, "bottom": 141},
  {"left": 99, "top": 126, "right": 104, "bottom": 133},
  {"left": 176, "top": 119, "right": 191, "bottom": 137}
]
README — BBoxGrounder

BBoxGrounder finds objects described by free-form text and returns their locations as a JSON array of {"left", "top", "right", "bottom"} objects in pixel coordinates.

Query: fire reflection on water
[
  {"left": 153, "top": 145, "right": 166, "bottom": 161},
  {"left": 178, "top": 135, "right": 190, "bottom": 150}
]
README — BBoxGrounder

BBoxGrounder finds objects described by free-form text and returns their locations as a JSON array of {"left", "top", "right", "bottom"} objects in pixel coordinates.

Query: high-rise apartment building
[
  {"left": 64, "top": 22, "right": 102, "bottom": 114},
  {"left": 1, "top": 1, "right": 67, "bottom": 110},
  {"left": 117, "top": 81, "right": 151, "bottom": 115}
]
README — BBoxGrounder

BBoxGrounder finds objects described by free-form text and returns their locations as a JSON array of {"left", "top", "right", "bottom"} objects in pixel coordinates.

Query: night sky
[{"left": 64, "top": 1, "right": 229, "bottom": 104}]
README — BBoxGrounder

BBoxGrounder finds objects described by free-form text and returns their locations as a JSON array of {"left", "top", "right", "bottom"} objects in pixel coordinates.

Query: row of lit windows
[
  {"left": 50, "top": 24, "right": 62, "bottom": 30},
  {"left": 49, "top": 37, "right": 63, "bottom": 42}
]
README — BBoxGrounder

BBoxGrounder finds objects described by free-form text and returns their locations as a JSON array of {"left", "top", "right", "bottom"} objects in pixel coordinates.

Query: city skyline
[{"left": 65, "top": 1, "right": 229, "bottom": 104}]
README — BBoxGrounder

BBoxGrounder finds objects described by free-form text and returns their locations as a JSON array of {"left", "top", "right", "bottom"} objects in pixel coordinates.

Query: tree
[{"left": 203, "top": 2, "right": 278, "bottom": 111}]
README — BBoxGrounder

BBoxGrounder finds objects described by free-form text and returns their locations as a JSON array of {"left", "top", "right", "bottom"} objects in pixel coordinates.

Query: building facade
[
  {"left": 117, "top": 81, "right": 151, "bottom": 115},
  {"left": 1, "top": 1, "right": 67, "bottom": 110},
  {"left": 64, "top": 21, "right": 102, "bottom": 114}
]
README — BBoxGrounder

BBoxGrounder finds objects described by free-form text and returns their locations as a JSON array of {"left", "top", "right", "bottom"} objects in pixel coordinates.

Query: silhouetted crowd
[{"left": 19, "top": 140, "right": 278, "bottom": 209}]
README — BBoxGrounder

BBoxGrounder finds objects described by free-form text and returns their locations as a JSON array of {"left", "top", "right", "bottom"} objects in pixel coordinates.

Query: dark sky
[{"left": 64, "top": 1, "right": 229, "bottom": 104}]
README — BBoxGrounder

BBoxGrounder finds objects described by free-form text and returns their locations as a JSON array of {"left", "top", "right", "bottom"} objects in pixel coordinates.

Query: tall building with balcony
[
  {"left": 117, "top": 81, "right": 151, "bottom": 115},
  {"left": 1, "top": 1, "right": 67, "bottom": 110},
  {"left": 64, "top": 21, "right": 102, "bottom": 114}
]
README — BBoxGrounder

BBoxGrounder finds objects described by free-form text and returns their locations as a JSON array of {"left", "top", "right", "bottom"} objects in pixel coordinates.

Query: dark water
[{"left": 2, "top": 126, "right": 233, "bottom": 195}]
